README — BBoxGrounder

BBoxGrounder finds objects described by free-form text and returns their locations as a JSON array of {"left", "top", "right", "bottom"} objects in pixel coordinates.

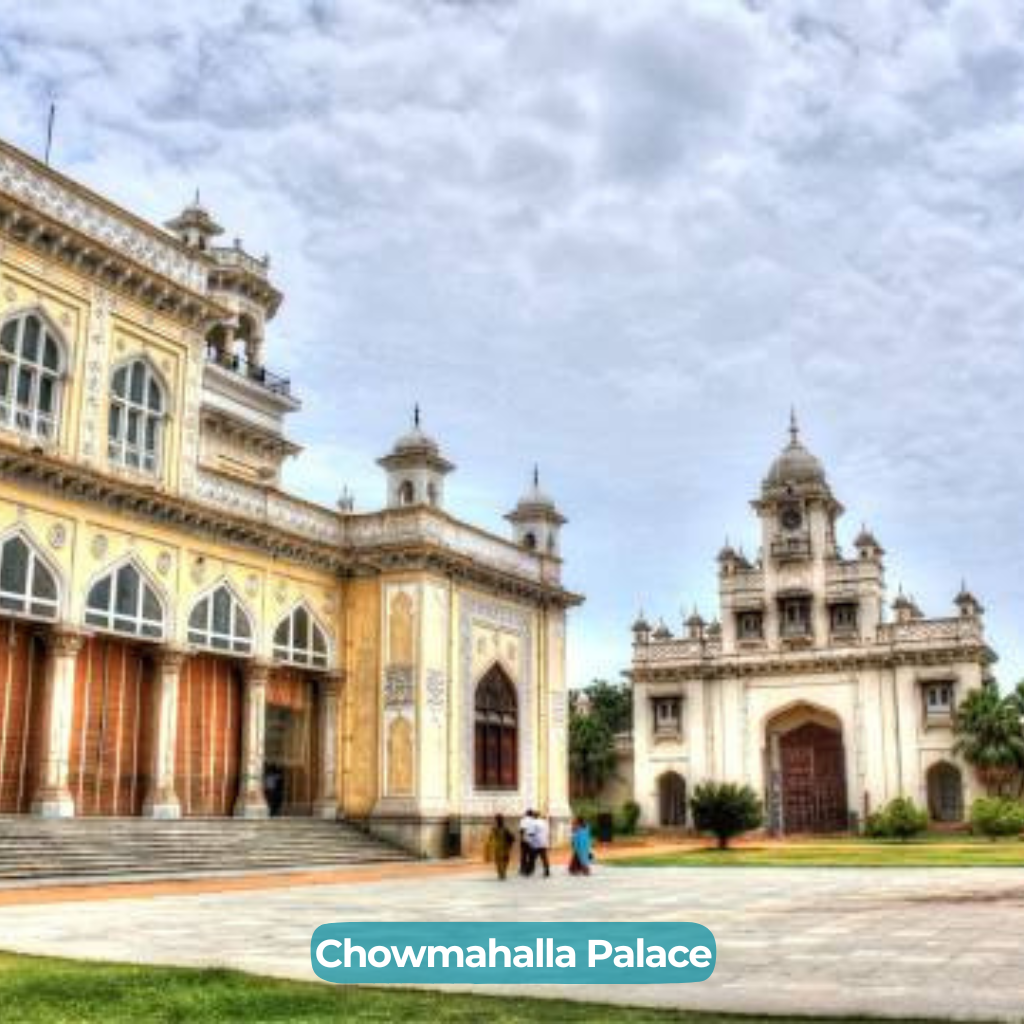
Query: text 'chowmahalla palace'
[
  {"left": 629, "top": 415, "right": 994, "bottom": 834},
  {"left": 0, "top": 137, "right": 582, "bottom": 857}
]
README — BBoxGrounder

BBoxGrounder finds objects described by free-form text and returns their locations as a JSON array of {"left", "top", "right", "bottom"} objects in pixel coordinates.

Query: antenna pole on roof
[{"left": 44, "top": 102, "right": 56, "bottom": 167}]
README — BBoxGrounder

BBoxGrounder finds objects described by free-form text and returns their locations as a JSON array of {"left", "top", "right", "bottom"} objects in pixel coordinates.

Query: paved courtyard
[{"left": 1, "top": 865, "right": 1023, "bottom": 1021}]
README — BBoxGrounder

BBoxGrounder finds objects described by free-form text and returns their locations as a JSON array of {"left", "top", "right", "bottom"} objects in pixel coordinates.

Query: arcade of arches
[{"left": 0, "top": 547, "right": 342, "bottom": 820}]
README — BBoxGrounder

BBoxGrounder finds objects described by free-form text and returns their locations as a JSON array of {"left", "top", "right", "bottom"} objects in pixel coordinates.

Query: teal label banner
[{"left": 311, "top": 922, "right": 715, "bottom": 985}]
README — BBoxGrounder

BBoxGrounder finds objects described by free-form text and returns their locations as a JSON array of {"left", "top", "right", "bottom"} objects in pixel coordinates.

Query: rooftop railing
[{"left": 205, "top": 347, "right": 292, "bottom": 397}]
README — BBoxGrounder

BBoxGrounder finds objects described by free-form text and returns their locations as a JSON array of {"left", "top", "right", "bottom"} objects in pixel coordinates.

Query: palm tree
[{"left": 953, "top": 683, "right": 1024, "bottom": 795}]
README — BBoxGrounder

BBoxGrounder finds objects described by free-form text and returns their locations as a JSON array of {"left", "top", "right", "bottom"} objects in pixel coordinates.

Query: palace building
[
  {"left": 629, "top": 416, "right": 993, "bottom": 833},
  {"left": 0, "top": 137, "right": 580, "bottom": 856}
]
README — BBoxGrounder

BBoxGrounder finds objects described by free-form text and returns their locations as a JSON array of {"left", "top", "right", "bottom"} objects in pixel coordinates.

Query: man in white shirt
[
  {"left": 530, "top": 813, "right": 551, "bottom": 878},
  {"left": 518, "top": 810, "right": 535, "bottom": 876}
]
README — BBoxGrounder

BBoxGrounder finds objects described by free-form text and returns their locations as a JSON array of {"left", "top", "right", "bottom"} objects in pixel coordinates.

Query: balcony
[
  {"left": 205, "top": 347, "right": 292, "bottom": 397},
  {"left": 770, "top": 535, "right": 811, "bottom": 561}
]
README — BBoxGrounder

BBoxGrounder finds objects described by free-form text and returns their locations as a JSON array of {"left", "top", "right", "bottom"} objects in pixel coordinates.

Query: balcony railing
[
  {"left": 771, "top": 536, "right": 811, "bottom": 561},
  {"left": 205, "top": 347, "right": 292, "bottom": 397}
]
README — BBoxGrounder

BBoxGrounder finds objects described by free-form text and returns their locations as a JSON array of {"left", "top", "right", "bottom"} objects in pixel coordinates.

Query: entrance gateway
[{"left": 766, "top": 704, "right": 848, "bottom": 834}]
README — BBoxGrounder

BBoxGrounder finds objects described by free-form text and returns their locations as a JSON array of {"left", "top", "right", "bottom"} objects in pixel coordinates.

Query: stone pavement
[{"left": 0, "top": 864, "right": 1022, "bottom": 1021}]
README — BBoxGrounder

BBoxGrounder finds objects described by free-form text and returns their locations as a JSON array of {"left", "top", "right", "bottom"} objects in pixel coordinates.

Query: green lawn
[
  {"left": 611, "top": 839, "right": 1024, "bottom": 868},
  {"left": 0, "top": 951, "right": 963, "bottom": 1024}
]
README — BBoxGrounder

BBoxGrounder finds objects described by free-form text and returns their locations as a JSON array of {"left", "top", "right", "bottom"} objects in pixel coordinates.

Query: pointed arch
[
  {"left": 84, "top": 557, "right": 165, "bottom": 639},
  {"left": 272, "top": 601, "right": 330, "bottom": 669},
  {"left": 0, "top": 526, "right": 61, "bottom": 621},
  {"left": 107, "top": 355, "right": 168, "bottom": 474},
  {"left": 0, "top": 306, "right": 68, "bottom": 442},
  {"left": 187, "top": 580, "right": 255, "bottom": 656},
  {"left": 474, "top": 662, "right": 518, "bottom": 790}
]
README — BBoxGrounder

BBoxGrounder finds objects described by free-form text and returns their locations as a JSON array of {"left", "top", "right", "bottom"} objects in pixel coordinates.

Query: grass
[
  {"left": 610, "top": 837, "right": 1024, "bottom": 868},
  {"left": 0, "top": 951, "right": 971, "bottom": 1024}
]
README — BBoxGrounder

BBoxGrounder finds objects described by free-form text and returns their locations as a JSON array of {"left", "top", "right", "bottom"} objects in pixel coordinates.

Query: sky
[{"left": 2, "top": 0, "right": 1024, "bottom": 688}]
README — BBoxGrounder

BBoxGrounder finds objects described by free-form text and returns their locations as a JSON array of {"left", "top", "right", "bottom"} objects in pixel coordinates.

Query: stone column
[
  {"left": 32, "top": 627, "right": 84, "bottom": 818},
  {"left": 143, "top": 648, "right": 186, "bottom": 819},
  {"left": 234, "top": 660, "right": 270, "bottom": 818},
  {"left": 313, "top": 671, "right": 343, "bottom": 820}
]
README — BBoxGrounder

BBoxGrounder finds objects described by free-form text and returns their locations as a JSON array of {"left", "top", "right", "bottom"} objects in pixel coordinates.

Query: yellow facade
[{"left": 0, "top": 138, "right": 579, "bottom": 855}]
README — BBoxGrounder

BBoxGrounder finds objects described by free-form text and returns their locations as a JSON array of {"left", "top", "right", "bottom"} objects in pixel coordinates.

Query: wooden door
[
  {"left": 69, "top": 638, "right": 152, "bottom": 816},
  {"left": 780, "top": 722, "right": 847, "bottom": 833},
  {"left": 0, "top": 620, "right": 45, "bottom": 813}
]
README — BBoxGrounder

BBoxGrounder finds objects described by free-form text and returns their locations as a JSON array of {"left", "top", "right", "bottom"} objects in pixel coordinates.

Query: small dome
[
  {"left": 392, "top": 423, "right": 440, "bottom": 455},
  {"left": 717, "top": 542, "right": 737, "bottom": 563},
  {"left": 631, "top": 613, "right": 651, "bottom": 633},
  {"left": 764, "top": 412, "right": 826, "bottom": 489},
  {"left": 652, "top": 621, "right": 672, "bottom": 640},
  {"left": 507, "top": 466, "right": 566, "bottom": 526}
]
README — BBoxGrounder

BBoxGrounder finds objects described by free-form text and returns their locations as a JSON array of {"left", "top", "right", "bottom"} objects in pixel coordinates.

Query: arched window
[
  {"left": 188, "top": 584, "right": 253, "bottom": 655},
  {"left": 474, "top": 665, "right": 518, "bottom": 790},
  {"left": 522, "top": 532, "right": 537, "bottom": 551},
  {"left": 0, "top": 311, "right": 65, "bottom": 441},
  {"left": 273, "top": 604, "right": 328, "bottom": 668},
  {"left": 108, "top": 359, "right": 165, "bottom": 473},
  {"left": 0, "top": 534, "right": 58, "bottom": 619},
  {"left": 398, "top": 480, "right": 415, "bottom": 506},
  {"left": 85, "top": 561, "right": 164, "bottom": 638}
]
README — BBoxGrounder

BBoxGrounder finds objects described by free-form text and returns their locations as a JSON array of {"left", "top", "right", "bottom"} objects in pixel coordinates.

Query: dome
[
  {"left": 764, "top": 412, "right": 826, "bottom": 488},
  {"left": 392, "top": 423, "right": 440, "bottom": 455},
  {"left": 508, "top": 466, "right": 565, "bottom": 524}
]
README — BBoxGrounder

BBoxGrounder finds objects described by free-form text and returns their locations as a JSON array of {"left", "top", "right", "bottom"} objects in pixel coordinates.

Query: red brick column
[
  {"left": 143, "top": 648, "right": 186, "bottom": 819},
  {"left": 313, "top": 671, "right": 344, "bottom": 820},
  {"left": 233, "top": 660, "right": 270, "bottom": 818},
  {"left": 32, "top": 626, "right": 84, "bottom": 818}
]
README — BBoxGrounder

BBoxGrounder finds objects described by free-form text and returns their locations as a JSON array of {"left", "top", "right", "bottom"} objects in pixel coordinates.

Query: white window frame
[
  {"left": 188, "top": 584, "right": 254, "bottom": 655},
  {"left": 925, "top": 682, "right": 954, "bottom": 717},
  {"left": 272, "top": 604, "right": 329, "bottom": 669},
  {"left": 0, "top": 532, "right": 59, "bottom": 621},
  {"left": 108, "top": 358, "right": 166, "bottom": 474},
  {"left": 85, "top": 561, "right": 165, "bottom": 639},
  {"left": 0, "top": 311, "right": 65, "bottom": 442}
]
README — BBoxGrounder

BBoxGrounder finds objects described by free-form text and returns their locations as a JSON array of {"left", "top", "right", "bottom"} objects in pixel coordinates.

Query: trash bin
[
  {"left": 445, "top": 816, "right": 462, "bottom": 858},
  {"left": 597, "top": 811, "right": 614, "bottom": 844}
]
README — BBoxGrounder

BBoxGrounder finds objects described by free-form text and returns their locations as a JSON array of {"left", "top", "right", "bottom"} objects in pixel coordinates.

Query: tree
[
  {"left": 569, "top": 680, "right": 632, "bottom": 799},
  {"left": 690, "top": 782, "right": 763, "bottom": 850},
  {"left": 569, "top": 712, "right": 617, "bottom": 799},
  {"left": 953, "top": 683, "right": 1024, "bottom": 796}
]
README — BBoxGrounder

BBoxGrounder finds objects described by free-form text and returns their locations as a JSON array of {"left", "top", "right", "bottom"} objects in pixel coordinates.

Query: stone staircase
[{"left": 0, "top": 816, "right": 413, "bottom": 883}]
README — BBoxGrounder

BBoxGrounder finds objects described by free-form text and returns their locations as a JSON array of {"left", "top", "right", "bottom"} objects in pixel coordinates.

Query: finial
[
  {"left": 413, "top": 403, "right": 421, "bottom": 429},
  {"left": 789, "top": 407, "right": 799, "bottom": 444},
  {"left": 194, "top": 187, "right": 201, "bottom": 207},
  {"left": 533, "top": 463, "right": 540, "bottom": 488}
]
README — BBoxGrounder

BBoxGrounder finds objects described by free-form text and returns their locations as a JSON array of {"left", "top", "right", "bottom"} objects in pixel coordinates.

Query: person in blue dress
[{"left": 568, "top": 816, "right": 592, "bottom": 876}]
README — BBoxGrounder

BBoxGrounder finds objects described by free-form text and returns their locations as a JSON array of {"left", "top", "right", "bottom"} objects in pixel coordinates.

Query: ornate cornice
[
  {"left": 629, "top": 641, "right": 991, "bottom": 683},
  {"left": 0, "top": 441, "right": 582, "bottom": 609},
  {"left": 0, "top": 140, "right": 226, "bottom": 327}
]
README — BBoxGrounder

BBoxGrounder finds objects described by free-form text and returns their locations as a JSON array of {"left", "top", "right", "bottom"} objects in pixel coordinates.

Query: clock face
[{"left": 781, "top": 506, "right": 803, "bottom": 531}]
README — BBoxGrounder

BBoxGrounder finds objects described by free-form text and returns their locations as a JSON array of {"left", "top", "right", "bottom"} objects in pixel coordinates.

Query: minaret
[
  {"left": 505, "top": 466, "right": 566, "bottom": 555},
  {"left": 377, "top": 407, "right": 455, "bottom": 509},
  {"left": 164, "top": 192, "right": 223, "bottom": 251}
]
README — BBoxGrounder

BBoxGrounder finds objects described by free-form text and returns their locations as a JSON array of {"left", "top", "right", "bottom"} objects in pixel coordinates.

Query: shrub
[
  {"left": 970, "top": 797, "right": 1024, "bottom": 839},
  {"left": 863, "top": 797, "right": 928, "bottom": 841},
  {"left": 690, "top": 782, "right": 763, "bottom": 849},
  {"left": 616, "top": 800, "right": 641, "bottom": 836}
]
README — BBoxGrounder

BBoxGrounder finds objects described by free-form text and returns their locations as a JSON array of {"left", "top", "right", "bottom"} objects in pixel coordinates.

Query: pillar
[
  {"left": 32, "top": 626, "right": 84, "bottom": 818},
  {"left": 313, "top": 671, "right": 343, "bottom": 820},
  {"left": 234, "top": 660, "right": 270, "bottom": 818},
  {"left": 143, "top": 648, "right": 186, "bottom": 819}
]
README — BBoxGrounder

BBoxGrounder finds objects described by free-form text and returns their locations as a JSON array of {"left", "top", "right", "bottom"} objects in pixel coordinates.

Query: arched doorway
[
  {"left": 927, "top": 761, "right": 963, "bottom": 822},
  {"left": 658, "top": 771, "right": 687, "bottom": 826},
  {"left": 767, "top": 704, "right": 848, "bottom": 834}
]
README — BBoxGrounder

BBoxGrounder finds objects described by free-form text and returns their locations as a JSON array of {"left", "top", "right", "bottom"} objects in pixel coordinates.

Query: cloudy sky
[{"left": 2, "top": 0, "right": 1024, "bottom": 687}]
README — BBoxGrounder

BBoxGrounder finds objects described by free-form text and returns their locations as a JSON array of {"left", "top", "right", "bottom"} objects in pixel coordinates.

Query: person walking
[
  {"left": 530, "top": 811, "right": 551, "bottom": 878},
  {"left": 486, "top": 813, "right": 516, "bottom": 881},
  {"left": 518, "top": 808, "right": 535, "bottom": 876},
  {"left": 569, "top": 816, "right": 593, "bottom": 876}
]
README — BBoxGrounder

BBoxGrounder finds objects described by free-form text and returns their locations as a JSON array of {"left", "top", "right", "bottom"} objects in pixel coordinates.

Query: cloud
[{"left": 3, "top": 0, "right": 1024, "bottom": 687}]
